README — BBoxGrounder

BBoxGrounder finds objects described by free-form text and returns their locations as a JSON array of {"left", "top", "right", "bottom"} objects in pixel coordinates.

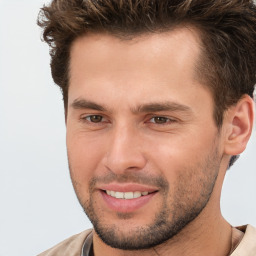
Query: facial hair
[{"left": 70, "top": 145, "right": 221, "bottom": 250}]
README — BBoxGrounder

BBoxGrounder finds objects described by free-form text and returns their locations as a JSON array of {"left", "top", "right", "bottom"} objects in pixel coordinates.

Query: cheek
[
  {"left": 146, "top": 131, "right": 217, "bottom": 183},
  {"left": 66, "top": 132, "right": 106, "bottom": 182}
]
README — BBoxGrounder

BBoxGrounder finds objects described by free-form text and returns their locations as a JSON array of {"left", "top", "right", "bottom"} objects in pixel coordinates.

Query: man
[{"left": 37, "top": 0, "right": 256, "bottom": 255}]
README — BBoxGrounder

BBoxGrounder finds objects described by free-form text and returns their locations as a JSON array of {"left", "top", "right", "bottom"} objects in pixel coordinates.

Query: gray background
[{"left": 0, "top": 1, "right": 255, "bottom": 255}]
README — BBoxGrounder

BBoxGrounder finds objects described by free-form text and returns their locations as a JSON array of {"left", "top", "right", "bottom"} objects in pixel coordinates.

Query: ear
[{"left": 224, "top": 95, "right": 255, "bottom": 156}]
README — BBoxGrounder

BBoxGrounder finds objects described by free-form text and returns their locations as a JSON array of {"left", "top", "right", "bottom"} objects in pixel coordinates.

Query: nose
[{"left": 104, "top": 124, "right": 147, "bottom": 174}]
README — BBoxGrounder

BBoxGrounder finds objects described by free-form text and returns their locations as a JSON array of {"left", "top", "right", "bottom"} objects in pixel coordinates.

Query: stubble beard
[{"left": 70, "top": 146, "right": 221, "bottom": 250}]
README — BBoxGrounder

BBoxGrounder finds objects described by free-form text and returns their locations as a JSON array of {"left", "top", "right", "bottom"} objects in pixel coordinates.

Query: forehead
[
  {"left": 71, "top": 26, "right": 201, "bottom": 55},
  {"left": 69, "top": 27, "right": 201, "bottom": 82},
  {"left": 68, "top": 27, "right": 211, "bottom": 112}
]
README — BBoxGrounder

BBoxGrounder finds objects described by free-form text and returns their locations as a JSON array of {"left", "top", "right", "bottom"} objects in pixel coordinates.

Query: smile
[
  {"left": 105, "top": 190, "right": 150, "bottom": 199},
  {"left": 101, "top": 189, "right": 157, "bottom": 213}
]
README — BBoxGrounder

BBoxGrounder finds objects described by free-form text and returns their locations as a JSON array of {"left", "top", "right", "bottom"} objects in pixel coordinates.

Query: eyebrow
[
  {"left": 70, "top": 98, "right": 192, "bottom": 114},
  {"left": 134, "top": 102, "right": 192, "bottom": 114},
  {"left": 71, "top": 99, "right": 106, "bottom": 111}
]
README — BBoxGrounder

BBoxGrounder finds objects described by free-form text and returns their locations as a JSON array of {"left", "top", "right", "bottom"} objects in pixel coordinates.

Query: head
[
  {"left": 38, "top": 0, "right": 256, "bottom": 251},
  {"left": 38, "top": 0, "right": 256, "bottom": 126}
]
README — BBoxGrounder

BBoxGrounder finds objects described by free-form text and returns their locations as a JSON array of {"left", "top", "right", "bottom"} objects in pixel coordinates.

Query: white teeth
[
  {"left": 106, "top": 190, "right": 150, "bottom": 199},
  {"left": 124, "top": 192, "right": 133, "bottom": 199},
  {"left": 133, "top": 191, "right": 142, "bottom": 198},
  {"left": 115, "top": 192, "right": 124, "bottom": 199}
]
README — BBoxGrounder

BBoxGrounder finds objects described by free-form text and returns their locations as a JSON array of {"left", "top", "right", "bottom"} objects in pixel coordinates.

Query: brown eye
[
  {"left": 151, "top": 117, "right": 169, "bottom": 124},
  {"left": 86, "top": 115, "right": 103, "bottom": 123}
]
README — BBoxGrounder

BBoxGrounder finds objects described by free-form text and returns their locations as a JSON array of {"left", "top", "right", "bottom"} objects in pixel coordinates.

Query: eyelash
[
  {"left": 80, "top": 114, "right": 176, "bottom": 126},
  {"left": 81, "top": 115, "right": 107, "bottom": 124},
  {"left": 148, "top": 116, "right": 176, "bottom": 125}
]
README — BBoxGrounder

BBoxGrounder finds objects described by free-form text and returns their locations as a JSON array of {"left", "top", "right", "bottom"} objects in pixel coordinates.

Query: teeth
[
  {"left": 124, "top": 192, "right": 133, "bottom": 199},
  {"left": 133, "top": 191, "right": 142, "bottom": 198},
  {"left": 106, "top": 190, "right": 150, "bottom": 199},
  {"left": 115, "top": 192, "right": 124, "bottom": 199}
]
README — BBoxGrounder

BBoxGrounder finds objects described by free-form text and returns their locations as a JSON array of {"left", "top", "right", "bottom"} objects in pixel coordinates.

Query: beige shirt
[
  {"left": 231, "top": 225, "right": 256, "bottom": 256},
  {"left": 38, "top": 225, "right": 256, "bottom": 256}
]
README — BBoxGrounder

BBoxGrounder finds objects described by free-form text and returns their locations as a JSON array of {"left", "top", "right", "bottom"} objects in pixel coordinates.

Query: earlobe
[{"left": 224, "top": 95, "right": 255, "bottom": 156}]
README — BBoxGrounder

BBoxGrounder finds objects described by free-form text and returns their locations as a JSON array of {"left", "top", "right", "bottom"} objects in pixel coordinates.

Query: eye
[
  {"left": 149, "top": 116, "right": 173, "bottom": 124},
  {"left": 84, "top": 115, "right": 104, "bottom": 123}
]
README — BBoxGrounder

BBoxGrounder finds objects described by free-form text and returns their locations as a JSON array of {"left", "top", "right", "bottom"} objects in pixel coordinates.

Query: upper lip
[{"left": 98, "top": 183, "right": 159, "bottom": 193}]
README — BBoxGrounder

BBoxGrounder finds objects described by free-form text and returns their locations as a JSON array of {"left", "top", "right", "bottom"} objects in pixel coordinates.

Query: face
[{"left": 66, "top": 28, "right": 223, "bottom": 250}]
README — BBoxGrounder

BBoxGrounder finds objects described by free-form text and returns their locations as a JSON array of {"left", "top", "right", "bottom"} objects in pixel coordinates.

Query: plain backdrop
[{"left": 0, "top": 1, "right": 255, "bottom": 255}]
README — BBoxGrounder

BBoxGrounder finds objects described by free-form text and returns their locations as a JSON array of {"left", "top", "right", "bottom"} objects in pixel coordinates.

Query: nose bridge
[{"left": 105, "top": 121, "right": 146, "bottom": 173}]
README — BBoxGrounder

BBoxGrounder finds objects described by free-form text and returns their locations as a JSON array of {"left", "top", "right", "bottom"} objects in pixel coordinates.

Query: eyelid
[
  {"left": 147, "top": 115, "right": 177, "bottom": 124},
  {"left": 80, "top": 114, "right": 108, "bottom": 123}
]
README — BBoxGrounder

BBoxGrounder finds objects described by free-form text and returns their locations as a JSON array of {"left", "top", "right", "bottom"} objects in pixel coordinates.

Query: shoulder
[
  {"left": 237, "top": 224, "right": 256, "bottom": 241},
  {"left": 38, "top": 229, "right": 93, "bottom": 256},
  {"left": 232, "top": 225, "right": 256, "bottom": 256}
]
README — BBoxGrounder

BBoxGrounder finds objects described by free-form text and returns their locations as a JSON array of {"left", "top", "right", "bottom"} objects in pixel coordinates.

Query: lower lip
[{"left": 100, "top": 191, "right": 156, "bottom": 213}]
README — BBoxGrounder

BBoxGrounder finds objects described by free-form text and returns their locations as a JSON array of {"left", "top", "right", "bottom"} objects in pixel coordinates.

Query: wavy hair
[{"left": 38, "top": 0, "right": 256, "bottom": 128}]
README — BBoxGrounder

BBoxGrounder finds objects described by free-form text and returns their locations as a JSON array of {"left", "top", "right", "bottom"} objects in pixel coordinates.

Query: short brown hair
[{"left": 38, "top": 0, "right": 256, "bottom": 127}]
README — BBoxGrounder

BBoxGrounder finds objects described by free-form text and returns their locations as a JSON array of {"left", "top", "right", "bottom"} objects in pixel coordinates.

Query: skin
[{"left": 66, "top": 27, "right": 254, "bottom": 256}]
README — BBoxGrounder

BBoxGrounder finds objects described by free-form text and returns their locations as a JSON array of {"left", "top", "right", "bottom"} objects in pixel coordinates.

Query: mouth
[
  {"left": 104, "top": 190, "right": 153, "bottom": 199},
  {"left": 99, "top": 186, "right": 158, "bottom": 213}
]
